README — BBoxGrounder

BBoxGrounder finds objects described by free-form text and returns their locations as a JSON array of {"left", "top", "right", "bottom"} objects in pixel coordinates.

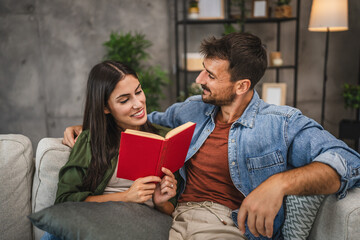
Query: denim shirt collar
[{"left": 205, "top": 90, "right": 260, "bottom": 128}]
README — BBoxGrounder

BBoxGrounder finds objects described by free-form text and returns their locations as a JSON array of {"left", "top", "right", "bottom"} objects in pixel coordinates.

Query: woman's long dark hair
[{"left": 82, "top": 60, "right": 157, "bottom": 191}]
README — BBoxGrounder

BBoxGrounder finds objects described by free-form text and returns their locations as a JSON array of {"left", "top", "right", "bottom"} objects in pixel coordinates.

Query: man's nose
[{"left": 195, "top": 70, "right": 206, "bottom": 84}]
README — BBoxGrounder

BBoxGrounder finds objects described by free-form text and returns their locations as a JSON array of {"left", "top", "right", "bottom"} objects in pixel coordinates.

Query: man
[{"left": 63, "top": 33, "right": 360, "bottom": 239}]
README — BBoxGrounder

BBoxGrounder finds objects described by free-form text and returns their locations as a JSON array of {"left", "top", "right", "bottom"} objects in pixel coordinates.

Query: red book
[{"left": 116, "top": 122, "right": 196, "bottom": 181}]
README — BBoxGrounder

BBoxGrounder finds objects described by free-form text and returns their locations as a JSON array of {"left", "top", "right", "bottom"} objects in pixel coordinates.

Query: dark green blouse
[{"left": 55, "top": 124, "right": 179, "bottom": 207}]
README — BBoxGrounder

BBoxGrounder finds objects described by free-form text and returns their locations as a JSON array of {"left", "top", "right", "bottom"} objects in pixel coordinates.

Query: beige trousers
[{"left": 169, "top": 201, "right": 247, "bottom": 240}]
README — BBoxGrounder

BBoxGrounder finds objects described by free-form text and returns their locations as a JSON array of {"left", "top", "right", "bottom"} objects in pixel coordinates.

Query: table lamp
[{"left": 308, "top": 0, "right": 348, "bottom": 126}]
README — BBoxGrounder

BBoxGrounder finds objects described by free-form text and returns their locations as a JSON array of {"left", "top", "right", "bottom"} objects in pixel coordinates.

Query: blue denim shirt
[{"left": 148, "top": 91, "right": 360, "bottom": 240}]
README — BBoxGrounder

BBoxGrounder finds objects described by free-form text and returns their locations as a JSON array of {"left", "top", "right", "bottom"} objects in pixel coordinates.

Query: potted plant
[
  {"left": 229, "top": 0, "right": 246, "bottom": 19},
  {"left": 103, "top": 32, "right": 169, "bottom": 112},
  {"left": 188, "top": 0, "right": 199, "bottom": 19},
  {"left": 275, "top": 0, "right": 292, "bottom": 18},
  {"left": 339, "top": 83, "right": 360, "bottom": 141},
  {"left": 224, "top": 0, "right": 247, "bottom": 35}
]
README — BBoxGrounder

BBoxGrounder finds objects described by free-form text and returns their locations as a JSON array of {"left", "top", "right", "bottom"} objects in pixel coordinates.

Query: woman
[{"left": 42, "top": 60, "right": 178, "bottom": 239}]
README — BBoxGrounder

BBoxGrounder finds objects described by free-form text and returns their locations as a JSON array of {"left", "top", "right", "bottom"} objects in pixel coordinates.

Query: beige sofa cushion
[
  {"left": 32, "top": 138, "right": 71, "bottom": 240},
  {"left": 0, "top": 134, "right": 34, "bottom": 240},
  {"left": 309, "top": 187, "right": 360, "bottom": 240}
]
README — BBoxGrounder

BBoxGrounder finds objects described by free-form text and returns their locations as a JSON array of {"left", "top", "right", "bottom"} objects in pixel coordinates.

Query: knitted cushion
[{"left": 282, "top": 195, "right": 325, "bottom": 240}]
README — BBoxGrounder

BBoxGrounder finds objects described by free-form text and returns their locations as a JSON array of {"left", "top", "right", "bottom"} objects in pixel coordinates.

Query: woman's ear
[
  {"left": 104, "top": 107, "right": 110, "bottom": 114},
  {"left": 235, "top": 79, "right": 251, "bottom": 95}
]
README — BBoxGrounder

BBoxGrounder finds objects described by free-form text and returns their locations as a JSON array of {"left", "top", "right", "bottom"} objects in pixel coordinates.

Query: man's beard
[{"left": 201, "top": 84, "right": 236, "bottom": 106}]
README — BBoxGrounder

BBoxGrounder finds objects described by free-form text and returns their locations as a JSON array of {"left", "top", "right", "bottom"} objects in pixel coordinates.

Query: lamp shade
[{"left": 309, "top": 0, "right": 348, "bottom": 32}]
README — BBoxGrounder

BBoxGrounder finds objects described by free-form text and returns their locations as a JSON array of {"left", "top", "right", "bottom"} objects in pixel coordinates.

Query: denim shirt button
[
  {"left": 231, "top": 161, "right": 236, "bottom": 166},
  {"left": 231, "top": 139, "right": 235, "bottom": 143}
]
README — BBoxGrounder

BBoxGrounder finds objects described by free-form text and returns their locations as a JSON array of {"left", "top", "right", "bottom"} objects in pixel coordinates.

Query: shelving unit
[{"left": 174, "top": 0, "right": 301, "bottom": 107}]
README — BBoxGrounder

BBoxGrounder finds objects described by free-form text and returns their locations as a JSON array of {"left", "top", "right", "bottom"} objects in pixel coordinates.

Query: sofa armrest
[
  {"left": 308, "top": 187, "right": 360, "bottom": 240},
  {"left": 0, "top": 134, "right": 34, "bottom": 240},
  {"left": 32, "top": 138, "right": 71, "bottom": 240}
]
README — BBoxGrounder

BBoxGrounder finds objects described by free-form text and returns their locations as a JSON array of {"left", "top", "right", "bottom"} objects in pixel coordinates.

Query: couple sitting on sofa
[{"left": 45, "top": 32, "right": 360, "bottom": 240}]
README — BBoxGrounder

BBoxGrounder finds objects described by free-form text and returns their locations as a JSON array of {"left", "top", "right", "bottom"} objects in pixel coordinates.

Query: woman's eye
[
  {"left": 135, "top": 90, "right": 142, "bottom": 95},
  {"left": 120, "top": 99, "right": 128, "bottom": 104}
]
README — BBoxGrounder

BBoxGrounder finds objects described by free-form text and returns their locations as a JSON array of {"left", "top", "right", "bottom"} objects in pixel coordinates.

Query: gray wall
[
  {"left": 0, "top": 0, "right": 172, "bottom": 150},
  {"left": 1, "top": 0, "right": 359, "bottom": 150}
]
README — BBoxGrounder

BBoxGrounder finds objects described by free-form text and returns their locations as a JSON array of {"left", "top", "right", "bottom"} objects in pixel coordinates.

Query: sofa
[{"left": 0, "top": 134, "right": 360, "bottom": 240}]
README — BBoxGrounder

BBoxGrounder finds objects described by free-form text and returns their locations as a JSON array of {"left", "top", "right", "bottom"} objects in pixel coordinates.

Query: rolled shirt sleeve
[{"left": 286, "top": 111, "right": 360, "bottom": 199}]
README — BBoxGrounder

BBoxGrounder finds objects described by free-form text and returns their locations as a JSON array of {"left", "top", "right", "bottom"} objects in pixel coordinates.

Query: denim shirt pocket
[{"left": 246, "top": 150, "right": 286, "bottom": 188}]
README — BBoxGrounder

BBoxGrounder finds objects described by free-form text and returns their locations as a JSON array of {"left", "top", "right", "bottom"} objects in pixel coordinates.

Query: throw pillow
[
  {"left": 282, "top": 195, "right": 325, "bottom": 240},
  {"left": 28, "top": 201, "right": 172, "bottom": 240}
]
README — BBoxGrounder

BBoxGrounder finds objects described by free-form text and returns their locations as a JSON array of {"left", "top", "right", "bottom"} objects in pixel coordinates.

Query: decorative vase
[{"left": 270, "top": 52, "right": 283, "bottom": 66}]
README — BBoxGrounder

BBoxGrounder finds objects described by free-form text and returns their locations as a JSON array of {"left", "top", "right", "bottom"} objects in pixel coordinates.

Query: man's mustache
[{"left": 201, "top": 84, "right": 210, "bottom": 92}]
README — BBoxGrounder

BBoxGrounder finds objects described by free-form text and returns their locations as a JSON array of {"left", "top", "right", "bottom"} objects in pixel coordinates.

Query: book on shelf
[{"left": 116, "top": 122, "right": 196, "bottom": 181}]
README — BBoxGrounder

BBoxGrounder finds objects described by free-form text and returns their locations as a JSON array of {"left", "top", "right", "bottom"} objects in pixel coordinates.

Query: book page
[
  {"left": 165, "top": 122, "right": 195, "bottom": 139},
  {"left": 124, "top": 129, "right": 164, "bottom": 140}
]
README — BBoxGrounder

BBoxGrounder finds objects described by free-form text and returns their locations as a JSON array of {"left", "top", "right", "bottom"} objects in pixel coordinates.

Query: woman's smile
[
  {"left": 105, "top": 75, "right": 148, "bottom": 130},
  {"left": 131, "top": 109, "right": 145, "bottom": 118}
]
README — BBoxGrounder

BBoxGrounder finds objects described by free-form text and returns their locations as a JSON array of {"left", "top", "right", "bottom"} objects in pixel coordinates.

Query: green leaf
[
  {"left": 103, "top": 31, "right": 169, "bottom": 111},
  {"left": 342, "top": 83, "right": 360, "bottom": 109}
]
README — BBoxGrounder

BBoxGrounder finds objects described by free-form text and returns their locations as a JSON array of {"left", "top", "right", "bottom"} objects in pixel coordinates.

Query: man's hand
[
  {"left": 237, "top": 174, "right": 285, "bottom": 238},
  {"left": 62, "top": 125, "right": 83, "bottom": 148},
  {"left": 237, "top": 162, "right": 340, "bottom": 238}
]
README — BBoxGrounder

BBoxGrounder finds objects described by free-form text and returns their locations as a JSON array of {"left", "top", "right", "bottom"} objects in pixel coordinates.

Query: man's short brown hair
[{"left": 200, "top": 32, "right": 267, "bottom": 89}]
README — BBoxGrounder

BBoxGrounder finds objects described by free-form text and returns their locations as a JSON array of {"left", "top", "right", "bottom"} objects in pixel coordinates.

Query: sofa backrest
[
  {"left": 0, "top": 134, "right": 34, "bottom": 240},
  {"left": 32, "top": 138, "right": 71, "bottom": 240}
]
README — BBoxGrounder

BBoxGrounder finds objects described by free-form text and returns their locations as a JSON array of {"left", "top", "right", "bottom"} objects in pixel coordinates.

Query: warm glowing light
[{"left": 308, "top": 0, "right": 348, "bottom": 32}]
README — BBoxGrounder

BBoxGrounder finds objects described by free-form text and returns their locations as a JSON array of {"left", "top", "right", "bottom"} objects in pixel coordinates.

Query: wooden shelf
[
  {"left": 267, "top": 65, "right": 295, "bottom": 69},
  {"left": 174, "top": 0, "right": 301, "bottom": 106},
  {"left": 180, "top": 65, "right": 296, "bottom": 72},
  {"left": 177, "top": 17, "right": 297, "bottom": 25}
]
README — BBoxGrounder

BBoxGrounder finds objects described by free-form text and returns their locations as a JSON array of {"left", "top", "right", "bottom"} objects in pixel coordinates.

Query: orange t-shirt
[{"left": 179, "top": 118, "right": 244, "bottom": 210}]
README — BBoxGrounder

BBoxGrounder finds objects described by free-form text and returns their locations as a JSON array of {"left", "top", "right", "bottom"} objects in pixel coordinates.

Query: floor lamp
[{"left": 308, "top": 0, "right": 348, "bottom": 126}]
